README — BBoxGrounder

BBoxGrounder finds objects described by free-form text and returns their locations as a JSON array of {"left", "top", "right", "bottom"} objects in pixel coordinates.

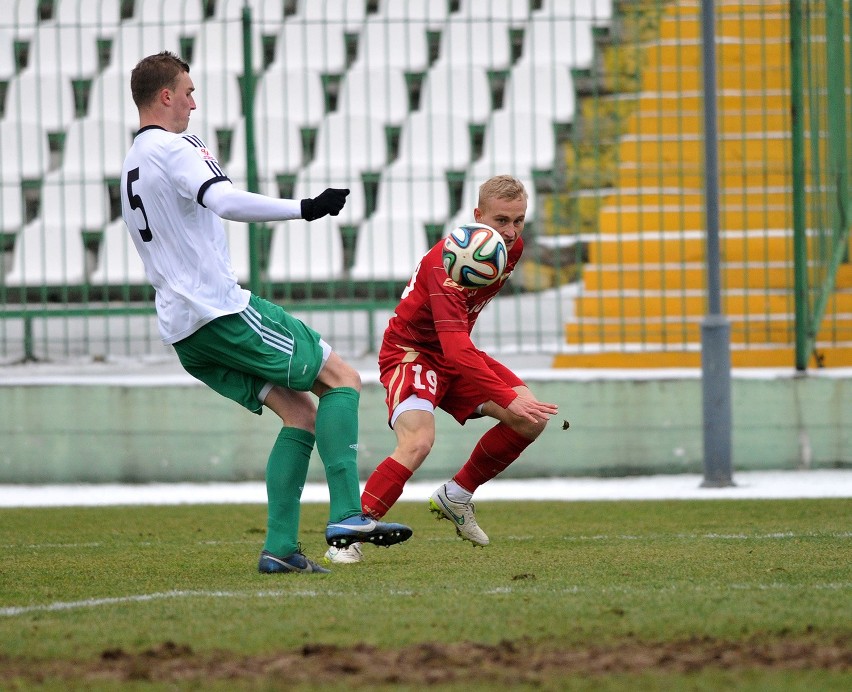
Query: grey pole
[{"left": 700, "top": 0, "right": 734, "bottom": 487}]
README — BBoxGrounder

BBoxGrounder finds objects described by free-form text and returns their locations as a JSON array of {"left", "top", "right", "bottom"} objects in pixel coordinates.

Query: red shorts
[{"left": 378, "top": 342, "right": 524, "bottom": 426}]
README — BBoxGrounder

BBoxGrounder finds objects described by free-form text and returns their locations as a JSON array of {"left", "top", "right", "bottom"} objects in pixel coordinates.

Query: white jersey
[{"left": 120, "top": 126, "right": 250, "bottom": 344}]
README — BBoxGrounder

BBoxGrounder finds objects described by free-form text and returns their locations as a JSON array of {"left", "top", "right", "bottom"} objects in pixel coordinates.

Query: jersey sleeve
[
  {"left": 167, "top": 134, "right": 230, "bottom": 205},
  {"left": 437, "top": 331, "right": 518, "bottom": 409}
]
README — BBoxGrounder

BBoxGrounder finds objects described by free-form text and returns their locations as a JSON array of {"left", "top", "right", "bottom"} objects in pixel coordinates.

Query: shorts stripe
[{"left": 240, "top": 306, "right": 294, "bottom": 355}]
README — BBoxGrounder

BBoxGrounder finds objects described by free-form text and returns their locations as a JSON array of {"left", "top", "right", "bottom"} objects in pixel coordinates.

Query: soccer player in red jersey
[{"left": 325, "top": 175, "right": 559, "bottom": 564}]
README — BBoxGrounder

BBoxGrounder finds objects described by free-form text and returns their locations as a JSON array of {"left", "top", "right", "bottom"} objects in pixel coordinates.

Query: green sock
[
  {"left": 263, "top": 427, "right": 314, "bottom": 557},
  {"left": 315, "top": 387, "right": 362, "bottom": 522}
]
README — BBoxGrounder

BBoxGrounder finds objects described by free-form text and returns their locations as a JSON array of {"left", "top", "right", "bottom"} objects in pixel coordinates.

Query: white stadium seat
[
  {"left": 189, "top": 68, "right": 244, "bottom": 132},
  {"left": 417, "top": 64, "right": 493, "bottom": 125},
  {"left": 350, "top": 16, "right": 430, "bottom": 74},
  {"left": 87, "top": 68, "right": 140, "bottom": 127},
  {"left": 0, "top": 181, "right": 25, "bottom": 234},
  {"left": 59, "top": 117, "right": 134, "bottom": 180},
  {"left": 309, "top": 112, "right": 387, "bottom": 173},
  {"left": 129, "top": 0, "right": 204, "bottom": 34},
  {"left": 522, "top": 15, "right": 595, "bottom": 68},
  {"left": 456, "top": 0, "right": 529, "bottom": 28},
  {"left": 0, "top": 28, "right": 19, "bottom": 81},
  {"left": 0, "top": 121, "right": 51, "bottom": 181},
  {"left": 8, "top": 0, "right": 40, "bottom": 40},
  {"left": 537, "top": 0, "right": 614, "bottom": 22},
  {"left": 38, "top": 171, "right": 112, "bottom": 230},
  {"left": 372, "top": 163, "right": 451, "bottom": 225},
  {"left": 475, "top": 110, "right": 556, "bottom": 178},
  {"left": 336, "top": 66, "right": 410, "bottom": 127},
  {"left": 52, "top": 0, "right": 123, "bottom": 32},
  {"left": 228, "top": 115, "right": 303, "bottom": 182},
  {"left": 375, "top": 0, "right": 449, "bottom": 30},
  {"left": 271, "top": 19, "right": 348, "bottom": 75},
  {"left": 350, "top": 214, "right": 429, "bottom": 281},
  {"left": 266, "top": 216, "right": 345, "bottom": 282},
  {"left": 254, "top": 66, "right": 326, "bottom": 129},
  {"left": 190, "top": 20, "right": 265, "bottom": 78},
  {"left": 26, "top": 24, "right": 101, "bottom": 78},
  {"left": 433, "top": 19, "right": 512, "bottom": 70},
  {"left": 395, "top": 111, "right": 472, "bottom": 172},
  {"left": 106, "top": 23, "right": 183, "bottom": 76},
  {"left": 299, "top": 0, "right": 366, "bottom": 33},
  {"left": 293, "top": 165, "right": 368, "bottom": 226},
  {"left": 5, "top": 219, "right": 88, "bottom": 286},
  {"left": 90, "top": 217, "right": 149, "bottom": 287},
  {"left": 3, "top": 70, "right": 77, "bottom": 132},
  {"left": 503, "top": 59, "right": 576, "bottom": 125}
]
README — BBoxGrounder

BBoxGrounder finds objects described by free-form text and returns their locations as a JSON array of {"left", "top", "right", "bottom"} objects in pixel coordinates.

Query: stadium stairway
[{"left": 552, "top": 0, "right": 852, "bottom": 368}]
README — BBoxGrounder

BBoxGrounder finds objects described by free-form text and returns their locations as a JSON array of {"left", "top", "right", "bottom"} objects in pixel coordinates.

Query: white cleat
[
  {"left": 323, "top": 542, "right": 364, "bottom": 564},
  {"left": 429, "top": 484, "right": 490, "bottom": 546}
]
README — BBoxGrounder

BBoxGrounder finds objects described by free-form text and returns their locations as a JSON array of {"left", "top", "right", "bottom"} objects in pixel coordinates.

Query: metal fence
[{"left": 0, "top": 0, "right": 849, "bottom": 367}]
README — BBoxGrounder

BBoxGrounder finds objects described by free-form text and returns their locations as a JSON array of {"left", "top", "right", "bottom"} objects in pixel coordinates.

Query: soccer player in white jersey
[{"left": 120, "top": 51, "right": 412, "bottom": 574}]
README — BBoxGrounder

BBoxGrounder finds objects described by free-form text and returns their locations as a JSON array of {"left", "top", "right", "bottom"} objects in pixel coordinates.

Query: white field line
[{"left": 3, "top": 581, "right": 850, "bottom": 618}]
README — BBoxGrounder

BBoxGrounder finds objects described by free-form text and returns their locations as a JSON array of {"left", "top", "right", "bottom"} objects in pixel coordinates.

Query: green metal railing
[
  {"left": 0, "top": 0, "right": 849, "bottom": 367},
  {"left": 791, "top": 0, "right": 852, "bottom": 369}
]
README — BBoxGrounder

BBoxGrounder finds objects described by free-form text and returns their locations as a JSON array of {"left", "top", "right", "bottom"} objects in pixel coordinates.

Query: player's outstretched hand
[
  {"left": 507, "top": 392, "right": 559, "bottom": 425},
  {"left": 301, "top": 188, "right": 350, "bottom": 221}
]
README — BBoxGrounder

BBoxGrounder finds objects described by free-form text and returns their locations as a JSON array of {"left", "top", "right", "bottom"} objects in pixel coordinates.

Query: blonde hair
[{"left": 478, "top": 175, "right": 528, "bottom": 208}]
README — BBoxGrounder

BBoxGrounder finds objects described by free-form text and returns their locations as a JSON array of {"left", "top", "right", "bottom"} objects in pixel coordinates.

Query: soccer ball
[{"left": 442, "top": 223, "right": 507, "bottom": 288}]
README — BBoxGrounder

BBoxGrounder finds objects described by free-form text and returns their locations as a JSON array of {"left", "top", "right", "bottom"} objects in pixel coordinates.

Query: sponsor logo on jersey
[{"left": 196, "top": 147, "right": 216, "bottom": 161}]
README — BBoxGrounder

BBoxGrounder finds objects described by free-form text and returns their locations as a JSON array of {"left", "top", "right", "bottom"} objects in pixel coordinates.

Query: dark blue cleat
[
  {"left": 325, "top": 514, "right": 413, "bottom": 548},
  {"left": 258, "top": 549, "right": 330, "bottom": 574}
]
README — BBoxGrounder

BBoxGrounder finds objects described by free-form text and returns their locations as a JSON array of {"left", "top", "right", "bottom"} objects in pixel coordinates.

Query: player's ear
[
  {"left": 473, "top": 207, "right": 482, "bottom": 221},
  {"left": 160, "top": 87, "right": 172, "bottom": 106}
]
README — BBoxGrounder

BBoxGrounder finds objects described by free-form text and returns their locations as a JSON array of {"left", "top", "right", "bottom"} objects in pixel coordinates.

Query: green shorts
[{"left": 173, "top": 295, "right": 330, "bottom": 414}]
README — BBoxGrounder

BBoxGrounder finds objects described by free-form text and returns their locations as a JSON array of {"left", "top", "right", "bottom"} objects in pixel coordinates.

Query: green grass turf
[{"left": 0, "top": 498, "right": 849, "bottom": 689}]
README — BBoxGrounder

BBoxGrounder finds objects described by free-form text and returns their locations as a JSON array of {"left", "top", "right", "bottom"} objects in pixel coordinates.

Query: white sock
[{"left": 444, "top": 479, "right": 473, "bottom": 504}]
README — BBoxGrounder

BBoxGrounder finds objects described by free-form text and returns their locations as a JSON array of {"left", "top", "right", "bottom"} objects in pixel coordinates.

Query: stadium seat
[
  {"left": 475, "top": 110, "right": 556, "bottom": 179},
  {"left": 374, "top": 0, "right": 449, "bottom": 30},
  {"left": 298, "top": 0, "right": 366, "bottom": 33},
  {"left": 293, "top": 165, "right": 368, "bottom": 226},
  {"left": 38, "top": 172, "right": 112, "bottom": 229},
  {"left": 0, "top": 121, "right": 51, "bottom": 181},
  {"left": 537, "top": 0, "right": 614, "bottom": 22},
  {"left": 106, "top": 23, "right": 183, "bottom": 77},
  {"left": 350, "top": 16, "right": 430, "bottom": 74},
  {"left": 2, "top": 70, "right": 77, "bottom": 133},
  {"left": 26, "top": 24, "right": 101, "bottom": 78},
  {"left": 7, "top": 0, "right": 39, "bottom": 40},
  {"left": 503, "top": 59, "right": 576, "bottom": 125},
  {"left": 266, "top": 216, "right": 345, "bottom": 283},
  {"left": 336, "top": 66, "right": 410, "bottom": 128},
  {"left": 395, "top": 111, "right": 472, "bottom": 172},
  {"left": 5, "top": 218, "right": 88, "bottom": 286},
  {"left": 433, "top": 19, "right": 512, "bottom": 71},
  {"left": 90, "top": 217, "right": 148, "bottom": 287},
  {"left": 309, "top": 112, "right": 388, "bottom": 174},
  {"left": 350, "top": 214, "right": 429, "bottom": 281},
  {"left": 59, "top": 117, "right": 134, "bottom": 180},
  {"left": 129, "top": 0, "right": 204, "bottom": 34},
  {"left": 210, "top": 0, "right": 287, "bottom": 27},
  {"left": 254, "top": 66, "right": 326, "bottom": 129},
  {"left": 521, "top": 15, "right": 595, "bottom": 68},
  {"left": 87, "top": 68, "right": 140, "bottom": 126},
  {"left": 271, "top": 18, "right": 348, "bottom": 75},
  {"left": 0, "top": 181, "right": 25, "bottom": 234},
  {"left": 0, "top": 28, "right": 19, "bottom": 81},
  {"left": 417, "top": 64, "right": 493, "bottom": 125},
  {"left": 52, "top": 0, "right": 123, "bottom": 32},
  {"left": 455, "top": 0, "right": 529, "bottom": 28},
  {"left": 189, "top": 68, "right": 244, "bottom": 133},
  {"left": 372, "top": 162, "right": 452, "bottom": 226},
  {"left": 191, "top": 20, "right": 265, "bottom": 78},
  {"left": 228, "top": 115, "right": 303, "bottom": 183}
]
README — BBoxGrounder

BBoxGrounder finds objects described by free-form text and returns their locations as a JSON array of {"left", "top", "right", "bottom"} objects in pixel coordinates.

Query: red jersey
[{"left": 379, "top": 236, "right": 524, "bottom": 410}]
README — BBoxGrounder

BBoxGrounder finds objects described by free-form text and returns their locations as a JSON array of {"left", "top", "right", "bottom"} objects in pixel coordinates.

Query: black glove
[{"left": 301, "top": 187, "right": 350, "bottom": 221}]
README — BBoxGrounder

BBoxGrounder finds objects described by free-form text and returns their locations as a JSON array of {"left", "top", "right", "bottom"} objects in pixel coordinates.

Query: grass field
[{"left": 1, "top": 498, "right": 850, "bottom": 690}]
